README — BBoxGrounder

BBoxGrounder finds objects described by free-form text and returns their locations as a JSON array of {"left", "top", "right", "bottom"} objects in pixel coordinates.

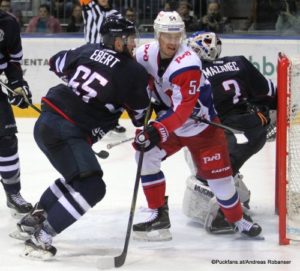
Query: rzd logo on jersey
[
  {"left": 143, "top": 44, "right": 150, "bottom": 61},
  {"left": 202, "top": 153, "right": 221, "bottom": 164},
  {"left": 175, "top": 51, "right": 191, "bottom": 63}
]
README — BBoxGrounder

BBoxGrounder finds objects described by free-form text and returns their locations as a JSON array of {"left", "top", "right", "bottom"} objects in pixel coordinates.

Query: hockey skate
[
  {"left": 133, "top": 196, "right": 172, "bottom": 241},
  {"left": 207, "top": 210, "right": 236, "bottom": 234},
  {"left": 234, "top": 214, "right": 263, "bottom": 239},
  {"left": 23, "top": 226, "right": 56, "bottom": 260},
  {"left": 113, "top": 124, "right": 126, "bottom": 133},
  {"left": 105, "top": 123, "right": 127, "bottom": 140},
  {"left": 4, "top": 190, "right": 33, "bottom": 218},
  {"left": 9, "top": 202, "right": 45, "bottom": 241}
]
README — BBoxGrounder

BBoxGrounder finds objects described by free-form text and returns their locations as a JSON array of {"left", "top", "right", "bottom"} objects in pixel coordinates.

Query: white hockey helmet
[
  {"left": 153, "top": 11, "right": 186, "bottom": 40},
  {"left": 187, "top": 31, "right": 222, "bottom": 61}
]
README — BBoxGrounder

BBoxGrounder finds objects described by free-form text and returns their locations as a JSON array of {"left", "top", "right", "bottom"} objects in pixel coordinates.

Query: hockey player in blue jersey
[
  {"left": 0, "top": 10, "right": 33, "bottom": 217},
  {"left": 14, "top": 16, "right": 150, "bottom": 259}
]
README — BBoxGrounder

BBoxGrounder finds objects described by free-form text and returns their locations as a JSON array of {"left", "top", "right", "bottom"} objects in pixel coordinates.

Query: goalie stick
[
  {"left": 191, "top": 115, "right": 248, "bottom": 144},
  {"left": 0, "top": 80, "right": 110, "bottom": 159},
  {"left": 106, "top": 112, "right": 248, "bottom": 150}
]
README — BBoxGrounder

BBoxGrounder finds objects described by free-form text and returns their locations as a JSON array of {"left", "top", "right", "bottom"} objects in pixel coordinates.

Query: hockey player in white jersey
[
  {"left": 182, "top": 32, "right": 276, "bottom": 234},
  {"left": 132, "top": 11, "right": 262, "bottom": 242}
]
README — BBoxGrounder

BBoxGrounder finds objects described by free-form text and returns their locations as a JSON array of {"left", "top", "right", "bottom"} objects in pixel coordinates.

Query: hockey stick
[
  {"left": 0, "top": 80, "right": 110, "bottom": 159},
  {"left": 112, "top": 103, "right": 153, "bottom": 268},
  {"left": 106, "top": 137, "right": 134, "bottom": 149},
  {"left": 191, "top": 115, "right": 248, "bottom": 144}
]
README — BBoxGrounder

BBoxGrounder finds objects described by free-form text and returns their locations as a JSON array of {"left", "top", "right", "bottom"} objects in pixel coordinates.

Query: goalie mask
[
  {"left": 100, "top": 15, "right": 137, "bottom": 55},
  {"left": 153, "top": 11, "right": 186, "bottom": 42},
  {"left": 187, "top": 31, "right": 222, "bottom": 61}
]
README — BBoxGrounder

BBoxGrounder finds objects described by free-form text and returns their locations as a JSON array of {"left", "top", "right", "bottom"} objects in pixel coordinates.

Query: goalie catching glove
[
  {"left": 7, "top": 80, "right": 32, "bottom": 109},
  {"left": 133, "top": 121, "right": 169, "bottom": 151}
]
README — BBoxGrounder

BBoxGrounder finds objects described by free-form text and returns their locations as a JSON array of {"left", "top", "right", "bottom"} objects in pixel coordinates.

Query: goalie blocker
[{"left": 182, "top": 174, "right": 251, "bottom": 233}]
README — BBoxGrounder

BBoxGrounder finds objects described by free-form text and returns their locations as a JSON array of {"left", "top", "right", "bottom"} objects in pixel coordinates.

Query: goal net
[{"left": 276, "top": 53, "right": 300, "bottom": 245}]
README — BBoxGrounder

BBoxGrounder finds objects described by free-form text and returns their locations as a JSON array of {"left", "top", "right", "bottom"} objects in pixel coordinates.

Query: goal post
[{"left": 276, "top": 52, "right": 300, "bottom": 245}]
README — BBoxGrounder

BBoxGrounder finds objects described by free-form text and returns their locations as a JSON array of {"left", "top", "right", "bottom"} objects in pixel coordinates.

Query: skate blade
[
  {"left": 208, "top": 226, "right": 236, "bottom": 234},
  {"left": 235, "top": 234, "right": 265, "bottom": 241},
  {"left": 133, "top": 229, "right": 172, "bottom": 242},
  {"left": 21, "top": 243, "right": 56, "bottom": 261},
  {"left": 9, "top": 230, "right": 31, "bottom": 241},
  {"left": 9, "top": 209, "right": 29, "bottom": 219}
]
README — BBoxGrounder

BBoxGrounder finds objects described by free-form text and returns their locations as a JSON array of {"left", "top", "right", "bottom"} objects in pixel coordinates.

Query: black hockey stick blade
[{"left": 94, "top": 150, "right": 110, "bottom": 159}]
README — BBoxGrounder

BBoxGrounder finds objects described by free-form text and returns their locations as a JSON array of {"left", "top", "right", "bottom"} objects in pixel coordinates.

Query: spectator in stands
[
  {"left": 0, "top": 0, "right": 10, "bottom": 12},
  {"left": 242, "top": 0, "right": 281, "bottom": 31},
  {"left": 276, "top": 0, "right": 300, "bottom": 34},
  {"left": 163, "top": 0, "right": 177, "bottom": 11},
  {"left": 50, "top": 0, "right": 73, "bottom": 20},
  {"left": 124, "top": 7, "right": 137, "bottom": 24},
  {"left": 26, "top": 4, "right": 62, "bottom": 33},
  {"left": 0, "top": 0, "right": 23, "bottom": 29},
  {"left": 177, "top": 0, "right": 198, "bottom": 32},
  {"left": 66, "top": 3, "right": 84, "bottom": 32},
  {"left": 198, "top": 0, "right": 232, "bottom": 33}
]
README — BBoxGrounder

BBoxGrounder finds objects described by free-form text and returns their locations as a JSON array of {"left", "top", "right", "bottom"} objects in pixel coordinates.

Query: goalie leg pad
[
  {"left": 183, "top": 176, "right": 245, "bottom": 234},
  {"left": 182, "top": 175, "right": 216, "bottom": 225},
  {"left": 183, "top": 176, "right": 235, "bottom": 233},
  {"left": 184, "top": 147, "right": 198, "bottom": 176},
  {"left": 234, "top": 173, "right": 251, "bottom": 209}
]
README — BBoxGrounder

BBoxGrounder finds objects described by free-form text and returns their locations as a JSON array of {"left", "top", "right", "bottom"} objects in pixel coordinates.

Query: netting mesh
[{"left": 287, "top": 56, "right": 300, "bottom": 239}]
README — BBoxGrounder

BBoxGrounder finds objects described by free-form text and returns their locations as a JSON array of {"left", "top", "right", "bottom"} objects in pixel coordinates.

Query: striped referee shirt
[{"left": 80, "top": 0, "right": 121, "bottom": 44}]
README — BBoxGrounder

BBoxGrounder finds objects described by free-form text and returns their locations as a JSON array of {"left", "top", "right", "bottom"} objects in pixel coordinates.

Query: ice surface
[{"left": 0, "top": 119, "right": 299, "bottom": 271}]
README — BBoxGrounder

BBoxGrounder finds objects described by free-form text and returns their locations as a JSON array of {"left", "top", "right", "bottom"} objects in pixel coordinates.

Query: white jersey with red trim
[{"left": 136, "top": 41, "right": 212, "bottom": 137}]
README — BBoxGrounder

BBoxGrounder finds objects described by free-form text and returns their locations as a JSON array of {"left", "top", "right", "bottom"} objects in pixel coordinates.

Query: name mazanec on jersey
[{"left": 202, "top": 61, "right": 240, "bottom": 78}]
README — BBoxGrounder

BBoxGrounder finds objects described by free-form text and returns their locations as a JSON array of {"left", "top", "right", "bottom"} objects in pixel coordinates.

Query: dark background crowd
[{"left": 1, "top": 0, "right": 300, "bottom": 35}]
